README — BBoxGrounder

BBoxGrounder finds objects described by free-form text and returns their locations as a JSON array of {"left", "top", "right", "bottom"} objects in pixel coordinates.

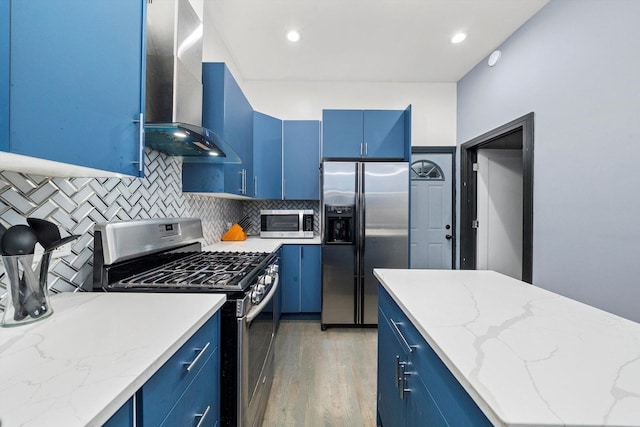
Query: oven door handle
[{"left": 246, "top": 273, "right": 279, "bottom": 324}]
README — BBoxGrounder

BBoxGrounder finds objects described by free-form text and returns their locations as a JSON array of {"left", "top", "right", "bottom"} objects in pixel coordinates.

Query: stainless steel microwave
[{"left": 260, "top": 210, "right": 314, "bottom": 238}]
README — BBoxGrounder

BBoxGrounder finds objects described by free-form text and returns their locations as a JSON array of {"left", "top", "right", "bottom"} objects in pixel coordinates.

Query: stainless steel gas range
[{"left": 92, "top": 218, "right": 278, "bottom": 427}]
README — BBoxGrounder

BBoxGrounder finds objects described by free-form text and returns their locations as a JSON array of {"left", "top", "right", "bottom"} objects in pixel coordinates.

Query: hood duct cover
[{"left": 144, "top": 0, "right": 240, "bottom": 163}]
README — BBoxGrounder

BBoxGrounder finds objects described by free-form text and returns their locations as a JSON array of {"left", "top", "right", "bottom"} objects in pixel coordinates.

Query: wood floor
[{"left": 262, "top": 320, "right": 378, "bottom": 427}]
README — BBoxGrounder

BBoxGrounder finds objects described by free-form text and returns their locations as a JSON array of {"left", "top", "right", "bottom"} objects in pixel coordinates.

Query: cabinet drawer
[
  {"left": 141, "top": 313, "right": 219, "bottom": 427},
  {"left": 160, "top": 347, "right": 219, "bottom": 427}
]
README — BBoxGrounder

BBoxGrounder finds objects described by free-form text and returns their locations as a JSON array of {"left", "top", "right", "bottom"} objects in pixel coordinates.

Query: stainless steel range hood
[{"left": 144, "top": 0, "right": 240, "bottom": 163}]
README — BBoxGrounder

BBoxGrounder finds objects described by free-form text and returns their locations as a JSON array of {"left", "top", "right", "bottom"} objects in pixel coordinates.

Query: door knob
[{"left": 445, "top": 234, "right": 453, "bottom": 240}]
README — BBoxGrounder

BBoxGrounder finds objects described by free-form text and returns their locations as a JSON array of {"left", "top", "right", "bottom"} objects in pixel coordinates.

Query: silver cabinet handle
[
  {"left": 195, "top": 405, "right": 211, "bottom": 427},
  {"left": 184, "top": 342, "right": 210, "bottom": 372},
  {"left": 390, "top": 319, "right": 413, "bottom": 354},
  {"left": 133, "top": 113, "right": 144, "bottom": 173},
  {"left": 398, "top": 361, "right": 410, "bottom": 400},
  {"left": 365, "top": 142, "right": 368, "bottom": 156},
  {"left": 254, "top": 176, "right": 258, "bottom": 197},
  {"left": 360, "top": 142, "right": 363, "bottom": 156},
  {"left": 240, "top": 169, "right": 247, "bottom": 194}
]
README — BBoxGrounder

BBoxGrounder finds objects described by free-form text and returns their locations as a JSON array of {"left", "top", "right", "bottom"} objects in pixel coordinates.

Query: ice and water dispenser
[{"left": 324, "top": 205, "right": 355, "bottom": 244}]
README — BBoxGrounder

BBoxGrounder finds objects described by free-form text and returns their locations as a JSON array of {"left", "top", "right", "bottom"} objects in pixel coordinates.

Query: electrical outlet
[{"left": 51, "top": 242, "right": 73, "bottom": 259}]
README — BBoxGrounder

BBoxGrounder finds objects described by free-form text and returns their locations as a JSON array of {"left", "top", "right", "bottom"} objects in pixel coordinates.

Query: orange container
[{"left": 221, "top": 223, "right": 247, "bottom": 241}]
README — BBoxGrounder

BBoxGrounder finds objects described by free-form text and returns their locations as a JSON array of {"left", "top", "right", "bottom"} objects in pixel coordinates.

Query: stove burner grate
[{"left": 116, "top": 251, "right": 270, "bottom": 290}]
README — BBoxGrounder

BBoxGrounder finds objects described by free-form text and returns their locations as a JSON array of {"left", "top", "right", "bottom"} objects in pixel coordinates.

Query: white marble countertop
[
  {"left": 0, "top": 292, "right": 226, "bottom": 427},
  {"left": 374, "top": 269, "right": 640, "bottom": 427},
  {"left": 204, "top": 235, "right": 321, "bottom": 253}
]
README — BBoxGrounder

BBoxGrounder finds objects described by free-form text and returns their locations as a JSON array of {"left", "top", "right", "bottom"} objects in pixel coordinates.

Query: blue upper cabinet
[
  {"left": 283, "top": 120, "right": 320, "bottom": 200},
  {"left": 321, "top": 110, "right": 363, "bottom": 158},
  {"left": 322, "top": 108, "right": 411, "bottom": 160},
  {"left": 363, "top": 110, "right": 405, "bottom": 158},
  {"left": 253, "top": 112, "right": 282, "bottom": 199},
  {"left": 186, "top": 62, "right": 254, "bottom": 197},
  {"left": 1, "top": 0, "right": 8, "bottom": 151},
  {"left": 5, "top": 0, "right": 146, "bottom": 176}
]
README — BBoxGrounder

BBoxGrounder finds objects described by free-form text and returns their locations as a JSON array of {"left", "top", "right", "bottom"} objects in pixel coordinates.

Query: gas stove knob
[
  {"left": 268, "top": 264, "right": 279, "bottom": 275},
  {"left": 251, "top": 287, "right": 264, "bottom": 304}
]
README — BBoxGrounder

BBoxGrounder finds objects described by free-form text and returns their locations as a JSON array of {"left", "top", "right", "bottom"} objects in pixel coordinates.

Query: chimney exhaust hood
[{"left": 144, "top": 0, "right": 240, "bottom": 163}]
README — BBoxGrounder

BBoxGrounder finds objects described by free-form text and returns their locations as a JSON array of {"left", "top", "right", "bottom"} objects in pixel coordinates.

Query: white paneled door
[{"left": 410, "top": 153, "right": 453, "bottom": 269}]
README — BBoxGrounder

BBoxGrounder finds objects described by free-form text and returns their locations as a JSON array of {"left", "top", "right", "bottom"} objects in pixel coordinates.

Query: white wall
[
  {"left": 457, "top": 0, "right": 640, "bottom": 322},
  {"left": 202, "top": 8, "right": 456, "bottom": 147},
  {"left": 242, "top": 81, "right": 455, "bottom": 147}
]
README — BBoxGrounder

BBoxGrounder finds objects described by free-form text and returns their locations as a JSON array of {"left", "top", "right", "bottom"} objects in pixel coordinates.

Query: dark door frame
[
  {"left": 411, "top": 146, "right": 457, "bottom": 269},
  {"left": 459, "top": 113, "right": 534, "bottom": 283}
]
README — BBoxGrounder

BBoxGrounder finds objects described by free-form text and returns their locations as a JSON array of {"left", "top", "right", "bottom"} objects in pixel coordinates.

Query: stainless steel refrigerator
[{"left": 321, "top": 161, "right": 409, "bottom": 328}]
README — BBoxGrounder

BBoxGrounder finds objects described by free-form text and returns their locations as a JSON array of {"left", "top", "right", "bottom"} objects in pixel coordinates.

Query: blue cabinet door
[
  {"left": 202, "top": 63, "right": 253, "bottom": 197},
  {"left": 322, "top": 109, "right": 409, "bottom": 161},
  {"left": 363, "top": 110, "right": 405, "bottom": 159},
  {"left": 321, "top": 110, "right": 363, "bottom": 158},
  {"left": 377, "top": 305, "right": 406, "bottom": 427},
  {"left": 405, "top": 372, "right": 449, "bottom": 427},
  {"left": 283, "top": 120, "right": 320, "bottom": 200},
  {"left": 300, "top": 245, "right": 321, "bottom": 312},
  {"left": 1, "top": 0, "right": 9, "bottom": 151},
  {"left": 158, "top": 349, "right": 219, "bottom": 427},
  {"left": 253, "top": 112, "right": 282, "bottom": 199},
  {"left": 103, "top": 398, "right": 134, "bottom": 427},
  {"left": 8, "top": 0, "right": 146, "bottom": 176},
  {"left": 281, "top": 245, "right": 301, "bottom": 313}
]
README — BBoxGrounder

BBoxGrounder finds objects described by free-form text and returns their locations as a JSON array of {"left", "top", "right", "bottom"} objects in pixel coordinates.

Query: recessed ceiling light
[
  {"left": 451, "top": 32, "right": 467, "bottom": 44},
  {"left": 286, "top": 30, "right": 301, "bottom": 43},
  {"left": 209, "top": 152, "right": 219, "bottom": 156}
]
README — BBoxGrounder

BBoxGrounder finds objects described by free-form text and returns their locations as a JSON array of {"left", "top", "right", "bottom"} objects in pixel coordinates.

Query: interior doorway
[
  {"left": 410, "top": 147, "right": 456, "bottom": 269},
  {"left": 460, "top": 113, "right": 534, "bottom": 283}
]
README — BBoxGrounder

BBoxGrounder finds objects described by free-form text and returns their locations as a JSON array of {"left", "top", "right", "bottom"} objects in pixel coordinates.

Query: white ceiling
[{"left": 203, "top": 0, "right": 549, "bottom": 83}]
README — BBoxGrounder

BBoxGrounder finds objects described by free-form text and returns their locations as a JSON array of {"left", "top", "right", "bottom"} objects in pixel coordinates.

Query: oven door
[{"left": 237, "top": 274, "right": 279, "bottom": 427}]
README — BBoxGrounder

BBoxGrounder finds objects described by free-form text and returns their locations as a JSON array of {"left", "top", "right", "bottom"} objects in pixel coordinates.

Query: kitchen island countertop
[
  {"left": 374, "top": 269, "right": 640, "bottom": 427},
  {"left": 205, "top": 235, "right": 321, "bottom": 253},
  {"left": 0, "top": 292, "right": 226, "bottom": 427}
]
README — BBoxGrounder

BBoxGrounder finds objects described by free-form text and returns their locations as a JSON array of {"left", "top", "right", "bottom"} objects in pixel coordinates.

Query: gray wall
[{"left": 457, "top": 0, "right": 640, "bottom": 322}]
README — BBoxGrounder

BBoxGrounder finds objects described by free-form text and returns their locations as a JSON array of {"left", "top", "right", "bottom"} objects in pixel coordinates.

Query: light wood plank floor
[{"left": 262, "top": 320, "right": 378, "bottom": 427}]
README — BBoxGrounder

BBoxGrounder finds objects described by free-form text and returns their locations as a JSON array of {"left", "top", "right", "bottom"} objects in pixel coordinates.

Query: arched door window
[{"left": 411, "top": 160, "right": 444, "bottom": 181}]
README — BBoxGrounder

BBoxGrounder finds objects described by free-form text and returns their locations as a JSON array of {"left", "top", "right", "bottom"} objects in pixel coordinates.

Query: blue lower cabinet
[
  {"left": 377, "top": 287, "right": 491, "bottom": 427},
  {"left": 159, "top": 348, "right": 219, "bottom": 427},
  {"left": 377, "top": 307, "right": 406, "bottom": 427},
  {"left": 103, "top": 398, "right": 134, "bottom": 427},
  {"left": 102, "top": 313, "right": 220, "bottom": 426},
  {"left": 300, "top": 245, "right": 321, "bottom": 312},
  {"left": 281, "top": 245, "right": 321, "bottom": 313},
  {"left": 141, "top": 313, "right": 219, "bottom": 426}
]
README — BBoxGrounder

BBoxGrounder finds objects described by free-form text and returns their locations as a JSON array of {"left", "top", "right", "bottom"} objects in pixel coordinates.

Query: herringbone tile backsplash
[
  {"left": 0, "top": 150, "right": 320, "bottom": 310},
  {"left": 0, "top": 149, "right": 242, "bottom": 308}
]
